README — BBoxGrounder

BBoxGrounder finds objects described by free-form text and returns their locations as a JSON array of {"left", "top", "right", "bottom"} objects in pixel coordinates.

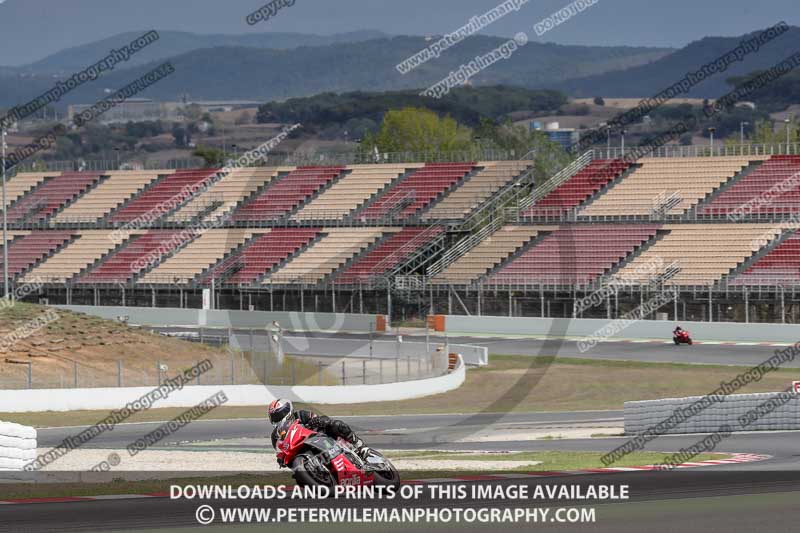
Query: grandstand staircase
[
  {"left": 253, "top": 232, "right": 327, "bottom": 286},
  {"left": 44, "top": 173, "right": 112, "bottom": 226},
  {"left": 719, "top": 227, "right": 798, "bottom": 285},
  {"left": 380, "top": 227, "right": 447, "bottom": 281},
  {"left": 193, "top": 234, "right": 263, "bottom": 287},
  {"left": 479, "top": 230, "right": 555, "bottom": 285},
  {"left": 321, "top": 231, "right": 398, "bottom": 286},
  {"left": 99, "top": 171, "right": 172, "bottom": 226},
  {"left": 412, "top": 165, "right": 484, "bottom": 221},
  {"left": 600, "top": 229, "right": 671, "bottom": 282},
  {"left": 281, "top": 168, "right": 352, "bottom": 223},
  {"left": 349, "top": 164, "right": 477, "bottom": 223},
  {"left": 427, "top": 154, "right": 539, "bottom": 278},
  {"left": 227, "top": 170, "right": 293, "bottom": 222},
  {"left": 184, "top": 196, "right": 225, "bottom": 226},
  {"left": 4, "top": 174, "right": 55, "bottom": 213},
  {"left": 574, "top": 163, "right": 642, "bottom": 217},
  {"left": 687, "top": 159, "right": 765, "bottom": 219},
  {"left": 514, "top": 150, "right": 595, "bottom": 216},
  {"left": 158, "top": 170, "right": 227, "bottom": 224},
  {"left": 71, "top": 234, "right": 139, "bottom": 284},
  {"left": 6, "top": 233, "right": 79, "bottom": 280},
  {"left": 343, "top": 167, "right": 419, "bottom": 222},
  {"left": 131, "top": 230, "right": 209, "bottom": 285},
  {"left": 16, "top": 198, "right": 49, "bottom": 226}
]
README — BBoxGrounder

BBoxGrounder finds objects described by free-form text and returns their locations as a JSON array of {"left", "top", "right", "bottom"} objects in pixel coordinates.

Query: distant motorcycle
[{"left": 673, "top": 330, "right": 692, "bottom": 345}]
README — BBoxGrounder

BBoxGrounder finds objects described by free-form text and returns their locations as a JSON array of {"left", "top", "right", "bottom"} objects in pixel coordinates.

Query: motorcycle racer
[{"left": 268, "top": 399, "right": 371, "bottom": 464}]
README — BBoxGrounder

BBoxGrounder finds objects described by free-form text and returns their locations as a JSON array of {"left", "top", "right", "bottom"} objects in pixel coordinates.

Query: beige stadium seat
[
  {"left": 291, "top": 164, "right": 424, "bottom": 221},
  {"left": 265, "top": 227, "right": 401, "bottom": 285},
  {"left": 54, "top": 170, "right": 166, "bottom": 223},
  {"left": 423, "top": 161, "right": 532, "bottom": 220},
  {"left": 2, "top": 172, "right": 54, "bottom": 206},
  {"left": 580, "top": 157, "right": 758, "bottom": 217},
  {"left": 19, "top": 230, "right": 129, "bottom": 284},
  {"left": 433, "top": 225, "right": 552, "bottom": 284},
  {"left": 614, "top": 224, "right": 782, "bottom": 285},
  {"left": 168, "top": 167, "right": 293, "bottom": 223},
  {"left": 137, "top": 228, "right": 262, "bottom": 285}
]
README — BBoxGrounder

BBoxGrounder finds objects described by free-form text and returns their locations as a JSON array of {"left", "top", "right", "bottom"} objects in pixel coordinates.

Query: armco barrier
[
  {"left": 438, "top": 315, "right": 800, "bottom": 343},
  {"left": 624, "top": 392, "right": 800, "bottom": 434},
  {"left": 0, "top": 421, "right": 37, "bottom": 471},
  {"left": 56, "top": 306, "right": 387, "bottom": 333},
  {"left": 0, "top": 356, "right": 465, "bottom": 413}
]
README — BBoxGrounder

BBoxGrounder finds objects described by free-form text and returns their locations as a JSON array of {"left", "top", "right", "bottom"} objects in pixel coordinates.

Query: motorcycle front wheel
[
  {"left": 291, "top": 453, "right": 336, "bottom": 489},
  {"left": 367, "top": 452, "right": 400, "bottom": 489}
]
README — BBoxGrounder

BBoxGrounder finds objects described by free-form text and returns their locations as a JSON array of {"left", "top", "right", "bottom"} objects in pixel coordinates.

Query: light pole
[
  {"left": 620, "top": 129, "right": 626, "bottom": 158},
  {"left": 785, "top": 117, "right": 792, "bottom": 154},
  {"left": 708, "top": 127, "right": 716, "bottom": 155},
  {"left": 1, "top": 127, "right": 8, "bottom": 298},
  {"left": 0, "top": 128, "right": 8, "bottom": 299},
  {"left": 740, "top": 121, "right": 749, "bottom": 146}
]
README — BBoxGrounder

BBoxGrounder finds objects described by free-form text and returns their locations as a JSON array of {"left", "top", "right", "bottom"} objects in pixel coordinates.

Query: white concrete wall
[
  {"left": 625, "top": 392, "right": 800, "bottom": 434},
  {"left": 0, "top": 357, "right": 465, "bottom": 413},
  {"left": 0, "top": 421, "right": 37, "bottom": 470}
]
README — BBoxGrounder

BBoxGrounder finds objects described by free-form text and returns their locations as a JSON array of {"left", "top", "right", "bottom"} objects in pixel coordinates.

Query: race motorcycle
[
  {"left": 274, "top": 418, "right": 400, "bottom": 489},
  {"left": 673, "top": 329, "right": 693, "bottom": 345}
]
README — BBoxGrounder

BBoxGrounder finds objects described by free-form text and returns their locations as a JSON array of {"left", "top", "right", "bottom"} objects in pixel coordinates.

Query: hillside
[
  {"left": 0, "top": 35, "right": 670, "bottom": 108},
  {"left": 557, "top": 25, "right": 800, "bottom": 98},
  {"left": 0, "top": 303, "right": 320, "bottom": 389},
  {"left": 5, "top": 30, "right": 389, "bottom": 74}
]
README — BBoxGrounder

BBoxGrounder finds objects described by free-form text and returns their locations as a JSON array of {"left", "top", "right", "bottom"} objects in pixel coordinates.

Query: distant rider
[
  {"left": 268, "top": 399, "right": 371, "bottom": 464},
  {"left": 673, "top": 325, "right": 683, "bottom": 337}
]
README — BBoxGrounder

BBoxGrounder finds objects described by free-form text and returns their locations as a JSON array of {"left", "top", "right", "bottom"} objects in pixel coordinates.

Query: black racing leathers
[{"left": 271, "top": 409, "right": 360, "bottom": 450}]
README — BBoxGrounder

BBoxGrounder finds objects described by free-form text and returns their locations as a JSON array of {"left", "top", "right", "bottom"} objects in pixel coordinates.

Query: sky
[{"left": 0, "top": 0, "right": 797, "bottom": 66}]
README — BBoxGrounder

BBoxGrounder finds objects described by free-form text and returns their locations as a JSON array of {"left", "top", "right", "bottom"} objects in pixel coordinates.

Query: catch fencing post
[
  {"left": 27, "top": 362, "right": 32, "bottom": 389},
  {"left": 73, "top": 361, "right": 78, "bottom": 388},
  {"left": 341, "top": 361, "right": 346, "bottom": 385},
  {"left": 362, "top": 360, "right": 366, "bottom": 384},
  {"left": 117, "top": 360, "right": 122, "bottom": 387},
  {"left": 318, "top": 361, "right": 323, "bottom": 385},
  {"left": 157, "top": 360, "right": 162, "bottom": 385},
  {"left": 369, "top": 321, "right": 374, "bottom": 359},
  {"left": 291, "top": 359, "right": 297, "bottom": 385},
  {"left": 230, "top": 351, "right": 235, "bottom": 385}
]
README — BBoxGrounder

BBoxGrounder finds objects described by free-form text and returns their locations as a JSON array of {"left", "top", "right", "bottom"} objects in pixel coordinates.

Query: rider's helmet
[
  {"left": 675, "top": 325, "right": 682, "bottom": 331},
  {"left": 268, "top": 398, "right": 293, "bottom": 425}
]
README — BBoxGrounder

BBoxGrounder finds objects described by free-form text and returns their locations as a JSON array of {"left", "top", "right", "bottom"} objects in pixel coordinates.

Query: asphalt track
[
  {"left": 6, "top": 335, "right": 800, "bottom": 532},
  {"left": 155, "top": 326, "right": 800, "bottom": 367}
]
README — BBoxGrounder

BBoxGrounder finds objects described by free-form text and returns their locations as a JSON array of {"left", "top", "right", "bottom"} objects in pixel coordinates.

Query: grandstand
[{"left": 3, "top": 149, "right": 800, "bottom": 322}]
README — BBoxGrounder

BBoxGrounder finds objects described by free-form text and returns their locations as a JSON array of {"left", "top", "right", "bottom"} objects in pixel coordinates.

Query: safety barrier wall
[
  {"left": 56, "top": 305, "right": 386, "bottom": 333},
  {"left": 0, "top": 357, "right": 465, "bottom": 413},
  {"left": 225, "top": 334, "right": 489, "bottom": 366},
  {"left": 439, "top": 315, "right": 800, "bottom": 343},
  {"left": 0, "top": 421, "right": 37, "bottom": 471},
  {"left": 624, "top": 392, "right": 800, "bottom": 434}
]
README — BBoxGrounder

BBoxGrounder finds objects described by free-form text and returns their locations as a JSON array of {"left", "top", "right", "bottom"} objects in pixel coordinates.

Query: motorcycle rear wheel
[{"left": 291, "top": 453, "right": 336, "bottom": 489}]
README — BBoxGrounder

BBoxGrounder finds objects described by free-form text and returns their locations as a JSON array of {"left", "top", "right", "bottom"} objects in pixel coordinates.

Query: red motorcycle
[
  {"left": 673, "top": 330, "right": 693, "bottom": 345},
  {"left": 275, "top": 418, "right": 400, "bottom": 489}
]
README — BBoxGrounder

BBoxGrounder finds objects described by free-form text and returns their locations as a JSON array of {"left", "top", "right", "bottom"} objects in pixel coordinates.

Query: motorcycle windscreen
[{"left": 303, "top": 435, "right": 339, "bottom": 452}]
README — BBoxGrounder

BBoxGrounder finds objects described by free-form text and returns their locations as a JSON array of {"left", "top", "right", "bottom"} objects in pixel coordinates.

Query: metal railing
[{"left": 595, "top": 143, "right": 800, "bottom": 160}]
